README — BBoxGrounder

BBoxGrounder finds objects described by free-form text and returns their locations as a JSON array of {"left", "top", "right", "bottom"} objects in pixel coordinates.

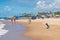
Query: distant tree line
[
  {"left": 0, "top": 11, "right": 60, "bottom": 20},
  {"left": 54, "top": 11, "right": 60, "bottom": 15},
  {"left": 22, "top": 11, "right": 60, "bottom": 17}
]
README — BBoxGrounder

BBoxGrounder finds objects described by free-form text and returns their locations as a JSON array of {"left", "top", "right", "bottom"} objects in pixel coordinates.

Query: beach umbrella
[
  {"left": 14, "top": 16, "right": 23, "bottom": 19},
  {"left": 31, "top": 16, "right": 36, "bottom": 20}
]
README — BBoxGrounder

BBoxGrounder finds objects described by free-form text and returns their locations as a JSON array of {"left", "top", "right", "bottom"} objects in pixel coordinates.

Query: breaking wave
[{"left": 0, "top": 23, "right": 8, "bottom": 36}]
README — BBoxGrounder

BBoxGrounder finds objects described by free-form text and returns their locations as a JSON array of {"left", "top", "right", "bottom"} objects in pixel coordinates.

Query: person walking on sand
[
  {"left": 29, "top": 17, "right": 31, "bottom": 24},
  {"left": 46, "top": 23, "right": 50, "bottom": 29},
  {"left": 11, "top": 16, "right": 16, "bottom": 24}
]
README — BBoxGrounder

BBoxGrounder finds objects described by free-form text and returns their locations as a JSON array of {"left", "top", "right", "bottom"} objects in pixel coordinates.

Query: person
[
  {"left": 11, "top": 16, "right": 16, "bottom": 24},
  {"left": 45, "top": 23, "right": 50, "bottom": 29},
  {"left": 29, "top": 17, "right": 31, "bottom": 24}
]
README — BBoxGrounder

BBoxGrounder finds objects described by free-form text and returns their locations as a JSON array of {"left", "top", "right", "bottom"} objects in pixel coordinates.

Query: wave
[
  {"left": 0, "top": 23, "right": 8, "bottom": 37},
  {"left": 0, "top": 24, "right": 5, "bottom": 29},
  {"left": 0, "top": 29, "right": 8, "bottom": 36},
  {"left": 0, "top": 19, "right": 5, "bottom": 21}
]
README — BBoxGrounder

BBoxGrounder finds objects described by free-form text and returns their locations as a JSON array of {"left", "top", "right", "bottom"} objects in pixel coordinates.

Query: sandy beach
[
  {"left": 16, "top": 18, "right": 60, "bottom": 40},
  {"left": 1, "top": 0, "right": 60, "bottom": 40}
]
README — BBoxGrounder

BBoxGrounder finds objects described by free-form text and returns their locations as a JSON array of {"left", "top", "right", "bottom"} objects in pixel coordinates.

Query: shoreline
[
  {"left": 5, "top": 18, "right": 60, "bottom": 40},
  {"left": 16, "top": 18, "right": 60, "bottom": 40}
]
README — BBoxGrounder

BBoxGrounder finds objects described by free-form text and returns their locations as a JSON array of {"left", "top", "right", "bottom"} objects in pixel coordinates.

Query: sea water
[
  {"left": 0, "top": 21, "right": 31, "bottom": 40},
  {"left": 0, "top": 22, "right": 8, "bottom": 37}
]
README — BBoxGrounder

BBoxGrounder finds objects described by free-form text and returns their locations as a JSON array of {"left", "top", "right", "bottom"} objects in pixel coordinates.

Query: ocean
[
  {"left": 0, "top": 21, "right": 31, "bottom": 40},
  {"left": 0, "top": 22, "right": 8, "bottom": 37}
]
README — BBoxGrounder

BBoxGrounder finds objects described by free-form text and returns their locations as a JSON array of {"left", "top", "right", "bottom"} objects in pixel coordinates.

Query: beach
[
  {"left": 0, "top": 21, "right": 31, "bottom": 40},
  {"left": 16, "top": 18, "right": 60, "bottom": 40},
  {"left": 0, "top": 0, "right": 60, "bottom": 40}
]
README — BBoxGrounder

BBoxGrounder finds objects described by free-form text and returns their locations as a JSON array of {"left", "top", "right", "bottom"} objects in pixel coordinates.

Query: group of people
[
  {"left": 11, "top": 16, "right": 50, "bottom": 29},
  {"left": 11, "top": 16, "right": 16, "bottom": 24},
  {"left": 28, "top": 17, "right": 50, "bottom": 29}
]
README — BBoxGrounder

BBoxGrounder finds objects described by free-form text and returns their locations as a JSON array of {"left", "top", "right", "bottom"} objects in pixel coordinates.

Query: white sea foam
[
  {"left": 0, "top": 19, "right": 5, "bottom": 21},
  {"left": 0, "top": 29, "right": 8, "bottom": 35},
  {"left": 0, "top": 23, "right": 8, "bottom": 37},
  {"left": 0, "top": 24, "right": 5, "bottom": 29}
]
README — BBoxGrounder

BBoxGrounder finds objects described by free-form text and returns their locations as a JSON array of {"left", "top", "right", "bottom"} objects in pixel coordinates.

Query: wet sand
[
  {"left": 0, "top": 21, "right": 31, "bottom": 40},
  {"left": 16, "top": 18, "right": 60, "bottom": 40}
]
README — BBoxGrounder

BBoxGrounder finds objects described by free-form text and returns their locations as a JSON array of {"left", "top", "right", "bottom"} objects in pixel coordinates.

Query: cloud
[
  {"left": 4, "top": 6, "right": 12, "bottom": 12},
  {"left": 35, "top": 0, "right": 60, "bottom": 10},
  {"left": 54, "top": 0, "right": 60, "bottom": 8}
]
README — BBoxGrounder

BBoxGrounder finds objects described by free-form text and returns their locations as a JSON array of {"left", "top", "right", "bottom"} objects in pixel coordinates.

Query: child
[{"left": 46, "top": 23, "right": 50, "bottom": 29}]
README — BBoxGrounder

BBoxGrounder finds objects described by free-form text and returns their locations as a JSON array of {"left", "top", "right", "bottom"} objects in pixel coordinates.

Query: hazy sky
[{"left": 0, "top": 0, "right": 60, "bottom": 17}]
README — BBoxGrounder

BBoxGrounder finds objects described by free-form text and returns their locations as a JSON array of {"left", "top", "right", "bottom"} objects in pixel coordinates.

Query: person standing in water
[
  {"left": 11, "top": 16, "right": 16, "bottom": 24},
  {"left": 46, "top": 23, "right": 50, "bottom": 29}
]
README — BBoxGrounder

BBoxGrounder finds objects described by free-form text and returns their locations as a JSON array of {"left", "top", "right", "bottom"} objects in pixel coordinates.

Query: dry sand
[{"left": 15, "top": 18, "right": 60, "bottom": 40}]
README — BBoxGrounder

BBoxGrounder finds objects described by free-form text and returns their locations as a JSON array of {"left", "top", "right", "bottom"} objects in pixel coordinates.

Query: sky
[{"left": 0, "top": 0, "right": 60, "bottom": 17}]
